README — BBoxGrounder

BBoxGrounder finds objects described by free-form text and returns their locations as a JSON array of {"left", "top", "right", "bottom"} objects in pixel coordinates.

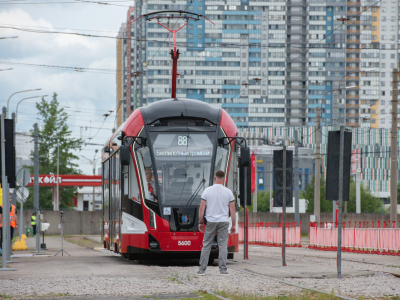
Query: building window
[
  {"left": 198, "top": 24, "right": 202, "bottom": 30},
  {"left": 188, "top": 34, "right": 193, "bottom": 39},
  {"left": 197, "top": 34, "right": 202, "bottom": 39}
]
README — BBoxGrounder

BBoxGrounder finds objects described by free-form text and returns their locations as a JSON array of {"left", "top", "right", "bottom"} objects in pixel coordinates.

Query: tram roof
[{"left": 140, "top": 98, "right": 221, "bottom": 125}]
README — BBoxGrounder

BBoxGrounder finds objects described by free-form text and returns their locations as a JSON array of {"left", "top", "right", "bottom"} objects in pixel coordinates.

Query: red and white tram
[
  {"left": 101, "top": 98, "right": 250, "bottom": 261},
  {"left": 101, "top": 10, "right": 251, "bottom": 262}
]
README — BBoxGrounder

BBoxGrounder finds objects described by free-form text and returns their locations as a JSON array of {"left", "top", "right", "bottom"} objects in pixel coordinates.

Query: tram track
[
  {"left": 95, "top": 248, "right": 381, "bottom": 300},
  {"left": 227, "top": 266, "right": 357, "bottom": 300}
]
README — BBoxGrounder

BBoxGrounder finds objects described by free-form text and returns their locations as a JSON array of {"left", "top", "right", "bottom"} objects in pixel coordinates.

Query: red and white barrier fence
[
  {"left": 239, "top": 222, "right": 302, "bottom": 247},
  {"left": 309, "top": 221, "right": 400, "bottom": 255}
]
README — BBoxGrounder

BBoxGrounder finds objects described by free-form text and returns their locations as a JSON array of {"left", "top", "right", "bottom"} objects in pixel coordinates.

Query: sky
[{"left": 0, "top": 0, "right": 133, "bottom": 175}]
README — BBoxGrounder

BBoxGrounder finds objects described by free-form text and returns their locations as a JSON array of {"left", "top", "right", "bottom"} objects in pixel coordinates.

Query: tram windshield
[{"left": 150, "top": 132, "right": 215, "bottom": 206}]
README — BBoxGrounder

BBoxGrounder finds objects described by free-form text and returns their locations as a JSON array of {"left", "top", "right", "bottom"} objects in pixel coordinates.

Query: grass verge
[
  {"left": 64, "top": 236, "right": 102, "bottom": 249},
  {"left": 177, "top": 290, "right": 361, "bottom": 300}
]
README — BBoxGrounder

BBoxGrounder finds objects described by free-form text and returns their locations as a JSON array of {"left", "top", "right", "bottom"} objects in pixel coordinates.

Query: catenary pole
[
  {"left": 294, "top": 130, "right": 300, "bottom": 226},
  {"left": 337, "top": 126, "right": 345, "bottom": 279},
  {"left": 314, "top": 107, "right": 321, "bottom": 224},
  {"left": 356, "top": 168, "right": 361, "bottom": 214},
  {"left": 243, "top": 164, "right": 247, "bottom": 259},
  {"left": 390, "top": 66, "right": 398, "bottom": 227},
  {"left": 270, "top": 156, "right": 272, "bottom": 211},
  {"left": 282, "top": 145, "right": 286, "bottom": 266},
  {"left": 253, "top": 152, "right": 257, "bottom": 212},
  {"left": 56, "top": 139, "right": 59, "bottom": 211},
  {"left": 33, "top": 123, "right": 41, "bottom": 253}
]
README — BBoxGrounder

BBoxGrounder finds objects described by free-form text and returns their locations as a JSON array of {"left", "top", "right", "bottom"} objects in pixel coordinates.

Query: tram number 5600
[
  {"left": 178, "top": 240, "right": 191, "bottom": 246},
  {"left": 178, "top": 136, "right": 187, "bottom": 146}
]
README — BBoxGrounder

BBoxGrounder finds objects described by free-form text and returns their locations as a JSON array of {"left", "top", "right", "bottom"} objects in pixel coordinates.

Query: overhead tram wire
[
  {"left": 5, "top": 23, "right": 400, "bottom": 51},
  {"left": 230, "top": 0, "right": 384, "bottom": 99},
  {"left": 0, "top": 0, "right": 131, "bottom": 7}
]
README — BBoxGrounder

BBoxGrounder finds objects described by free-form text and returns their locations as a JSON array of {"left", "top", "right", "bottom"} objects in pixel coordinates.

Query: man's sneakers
[
  {"left": 220, "top": 270, "right": 229, "bottom": 275},
  {"left": 197, "top": 271, "right": 205, "bottom": 276}
]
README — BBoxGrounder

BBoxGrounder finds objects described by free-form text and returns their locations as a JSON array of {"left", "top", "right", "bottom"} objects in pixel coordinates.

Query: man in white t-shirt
[{"left": 197, "top": 170, "right": 236, "bottom": 275}]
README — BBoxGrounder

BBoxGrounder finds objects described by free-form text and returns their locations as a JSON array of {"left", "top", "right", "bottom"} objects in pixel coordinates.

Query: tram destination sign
[{"left": 155, "top": 149, "right": 211, "bottom": 157}]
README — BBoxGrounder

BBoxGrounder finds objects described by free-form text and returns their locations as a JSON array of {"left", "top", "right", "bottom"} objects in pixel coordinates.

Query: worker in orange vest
[
  {"left": 10, "top": 202, "right": 18, "bottom": 241},
  {"left": 0, "top": 196, "right": 18, "bottom": 246}
]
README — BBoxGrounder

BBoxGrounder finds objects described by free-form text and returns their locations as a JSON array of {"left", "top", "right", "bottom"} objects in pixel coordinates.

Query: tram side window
[
  {"left": 136, "top": 146, "right": 158, "bottom": 203},
  {"left": 128, "top": 154, "right": 141, "bottom": 203},
  {"left": 103, "top": 160, "right": 110, "bottom": 221},
  {"left": 215, "top": 137, "right": 229, "bottom": 175}
]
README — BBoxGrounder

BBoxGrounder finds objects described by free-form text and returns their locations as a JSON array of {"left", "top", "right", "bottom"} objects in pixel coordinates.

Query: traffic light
[
  {"left": 239, "top": 146, "right": 251, "bottom": 206},
  {"left": 326, "top": 131, "right": 352, "bottom": 202},
  {"left": 0, "top": 118, "right": 15, "bottom": 188},
  {"left": 273, "top": 149, "right": 293, "bottom": 208}
]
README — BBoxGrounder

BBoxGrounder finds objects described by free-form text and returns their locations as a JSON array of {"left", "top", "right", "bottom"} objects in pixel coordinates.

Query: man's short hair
[{"left": 215, "top": 170, "right": 225, "bottom": 179}]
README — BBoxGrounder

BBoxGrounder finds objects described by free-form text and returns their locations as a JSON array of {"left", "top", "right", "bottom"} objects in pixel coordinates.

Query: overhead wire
[
  {"left": 230, "top": 0, "right": 384, "bottom": 100},
  {"left": 0, "top": 0, "right": 131, "bottom": 7}
]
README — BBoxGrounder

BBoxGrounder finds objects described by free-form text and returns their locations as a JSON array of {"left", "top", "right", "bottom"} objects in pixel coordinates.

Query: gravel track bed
[
  {"left": 285, "top": 272, "right": 400, "bottom": 299},
  {"left": 0, "top": 276, "right": 197, "bottom": 298},
  {"left": 154, "top": 265, "right": 302, "bottom": 297},
  {"left": 246, "top": 248, "right": 400, "bottom": 298},
  {"left": 250, "top": 248, "right": 400, "bottom": 273}
]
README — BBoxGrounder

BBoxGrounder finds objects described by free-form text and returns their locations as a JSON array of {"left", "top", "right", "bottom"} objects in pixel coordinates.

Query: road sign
[
  {"left": 16, "top": 187, "right": 29, "bottom": 203},
  {"left": 16, "top": 168, "right": 31, "bottom": 187}
]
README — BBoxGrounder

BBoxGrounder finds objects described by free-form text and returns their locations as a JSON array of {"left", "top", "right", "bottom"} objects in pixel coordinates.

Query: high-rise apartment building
[{"left": 116, "top": 0, "right": 399, "bottom": 130}]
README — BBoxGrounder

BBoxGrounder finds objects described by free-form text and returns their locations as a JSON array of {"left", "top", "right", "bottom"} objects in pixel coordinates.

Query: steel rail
[{"left": 228, "top": 266, "right": 357, "bottom": 300}]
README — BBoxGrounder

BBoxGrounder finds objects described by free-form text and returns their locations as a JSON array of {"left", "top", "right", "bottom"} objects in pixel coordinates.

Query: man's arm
[
  {"left": 229, "top": 201, "right": 236, "bottom": 234},
  {"left": 198, "top": 199, "right": 206, "bottom": 233}
]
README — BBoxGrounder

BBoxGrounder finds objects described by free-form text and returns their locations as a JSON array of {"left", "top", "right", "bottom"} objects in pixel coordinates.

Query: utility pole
[
  {"left": 337, "top": 125, "right": 345, "bottom": 279},
  {"left": 390, "top": 66, "right": 398, "bottom": 227},
  {"left": 56, "top": 139, "right": 59, "bottom": 211},
  {"left": 356, "top": 168, "right": 361, "bottom": 214},
  {"left": 33, "top": 123, "right": 41, "bottom": 253},
  {"left": 253, "top": 153, "right": 257, "bottom": 212},
  {"left": 314, "top": 107, "right": 321, "bottom": 224},
  {"left": 269, "top": 157, "right": 273, "bottom": 212},
  {"left": 294, "top": 130, "right": 300, "bottom": 226},
  {"left": 282, "top": 145, "right": 287, "bottom": 266}
]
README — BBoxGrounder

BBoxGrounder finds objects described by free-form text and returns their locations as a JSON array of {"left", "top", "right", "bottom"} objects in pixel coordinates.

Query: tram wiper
[{"left": 185, "top": 178, "right": 206, "bottom": 207}]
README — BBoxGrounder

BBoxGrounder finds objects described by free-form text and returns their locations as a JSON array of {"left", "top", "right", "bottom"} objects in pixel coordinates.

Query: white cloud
[{"left": 0, "top": 4, "right": 129, "bottom": 174}]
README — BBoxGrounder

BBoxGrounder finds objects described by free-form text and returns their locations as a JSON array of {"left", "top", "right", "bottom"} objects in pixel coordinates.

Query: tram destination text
[{"left": 156, "top": 149, "right": 211, "bottom": 157}]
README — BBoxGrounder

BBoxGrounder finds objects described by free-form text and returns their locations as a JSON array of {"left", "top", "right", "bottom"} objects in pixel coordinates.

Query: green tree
[
  {"left": 301, "top": 175, "right": 383, "bottom": 213},
  {"left": 245, "top": 190, "right": 272, "bottom": 212},
  {"left": 346, "top": 179, "right": 383, "bottom": 213},
  {"left": 301, "top": 176, "right": 332, "bottom": 213},
  {"left": 26, "top": 93, "right": 82, "bottom": 210}
]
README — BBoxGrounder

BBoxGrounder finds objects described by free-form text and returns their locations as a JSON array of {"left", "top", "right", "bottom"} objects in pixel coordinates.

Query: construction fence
[
  {"left": 239, "top": 222, "right": 301, "bottom": 247},
  {"left": 309, "top": 221, "right": 400, "bottom": 255}
]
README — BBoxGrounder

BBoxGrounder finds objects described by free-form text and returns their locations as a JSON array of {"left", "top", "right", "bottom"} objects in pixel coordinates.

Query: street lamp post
[
  {"left": 7, "top": 89, "right": 42, "bottom": 118},
  {"left": 15, "top": 95, "right": 48, "bottom": 123},
  {"left": 314, "top": 86, "right": 356, "bottom": 224}
]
